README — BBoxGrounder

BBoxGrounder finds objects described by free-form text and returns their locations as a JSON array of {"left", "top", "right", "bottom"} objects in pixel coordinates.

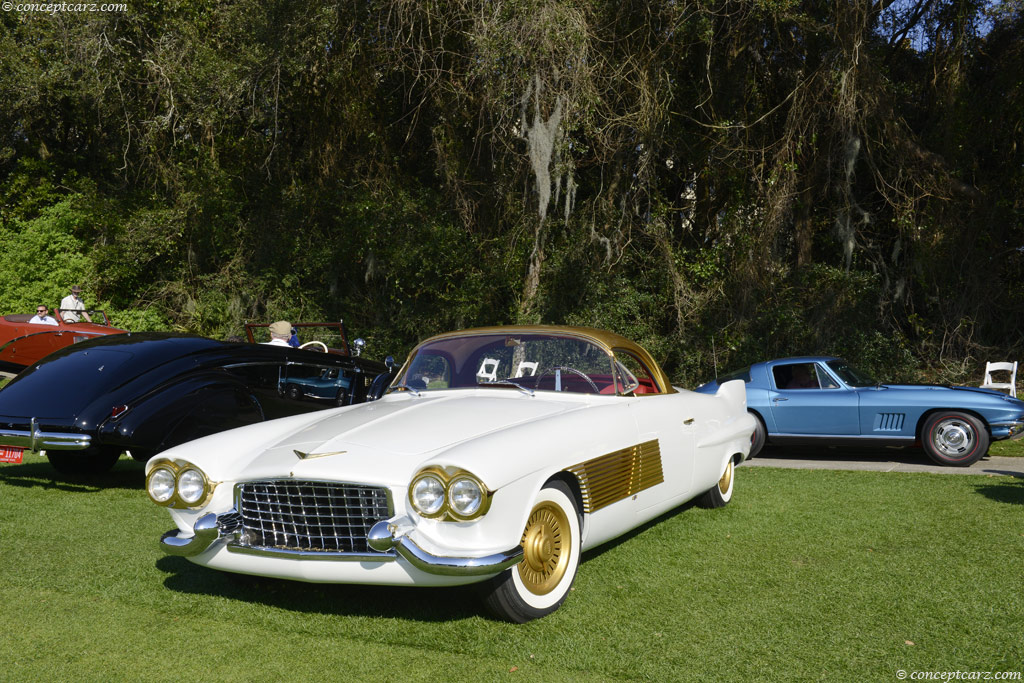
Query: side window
[
  {"left": 408, "top": 353, "right": 451, "bottom": 390},
  {"left": 614, "top": 350, "right": 661, "bottom": 395},
  {"left": 818, "top": 368, "right": 839, "bottom": 389},
  {"left": 772, "top": 363, "right": 824, "bottom": 390},
  {"left": 223, "top": 362, "right": 279, "bottom": 391}
]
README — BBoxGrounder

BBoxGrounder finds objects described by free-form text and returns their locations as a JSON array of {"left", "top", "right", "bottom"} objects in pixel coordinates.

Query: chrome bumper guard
[
  {"left": 160, "top": 511, "right": 524, "bottom": 577},
  {"left": 367, "top": 519, "right": 523, "bottom": 576},
  {"left": 160, "top": 512, "right": 222, "bottom": 557},
  {"left": 0, "top": 418, "right": 91, "bottom": 451}
]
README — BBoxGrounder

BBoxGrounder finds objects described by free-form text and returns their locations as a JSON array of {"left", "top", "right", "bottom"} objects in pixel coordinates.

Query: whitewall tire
[
  {"left": 698, "top": 458, "right": 735, "bottom": 509},
  {"left": 481, "top": 480, "right": 581, "bottom": 623}
]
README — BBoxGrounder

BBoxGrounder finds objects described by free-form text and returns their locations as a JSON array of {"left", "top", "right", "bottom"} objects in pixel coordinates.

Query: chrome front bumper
[
  {"left": 0, "top": 417, "right": 91, "bottom": 451},
  {"left": 991, "top": 420, "right": 1024, "bottom": 441},
  {"left": 160, "top": 511, "right": 523, "bottom": 577},
  {"left": 366, "top": 519, "right": 523, "bottom": 576}
]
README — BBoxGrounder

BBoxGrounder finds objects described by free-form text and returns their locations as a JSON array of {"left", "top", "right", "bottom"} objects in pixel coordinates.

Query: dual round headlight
[
  {"left": 147, "top": 461, "right": 213, "bottom": 508},
  {"left": 409, "top": 469, "right": 489, "bottom": 520}
]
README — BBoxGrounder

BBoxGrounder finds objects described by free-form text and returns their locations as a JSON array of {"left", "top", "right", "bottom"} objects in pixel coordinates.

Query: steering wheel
[
  {"left": 299, "top": 340, "right": 328, "bottom": 353},
  {"left": 534, "top": 365, "right": 600, "bottom": 394}
]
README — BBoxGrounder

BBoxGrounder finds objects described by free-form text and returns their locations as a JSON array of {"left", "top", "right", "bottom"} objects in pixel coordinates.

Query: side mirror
[
  {"left": 385, "top": 355, "right": 396, "bottom": 370},
  {"left": 352, "top": 338, "right": 366, "bottom": 357}
]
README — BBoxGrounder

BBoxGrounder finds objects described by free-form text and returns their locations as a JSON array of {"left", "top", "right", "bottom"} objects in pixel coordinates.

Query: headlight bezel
[
  {"left": 407, "top": 466, "right": 492, "bottom": 521},
  {"left": 146, "top": 459, "right": 216, "bottom": 509},
  {"left": 410, "top": 472, "right": 447, "bottom": 517}
]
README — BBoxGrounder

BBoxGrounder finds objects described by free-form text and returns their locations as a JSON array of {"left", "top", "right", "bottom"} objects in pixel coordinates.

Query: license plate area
[{"left": 0, "top": 446, "right": 24, "bottom": 464}]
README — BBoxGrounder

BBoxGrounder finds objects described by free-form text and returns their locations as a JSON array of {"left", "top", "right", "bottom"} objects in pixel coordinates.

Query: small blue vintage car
[
  {"left": 279, "top": 367, "right": 353, "bottom": 404},
  {"left": 695, "top": 356, "right": 1024, "bottom": 466}
]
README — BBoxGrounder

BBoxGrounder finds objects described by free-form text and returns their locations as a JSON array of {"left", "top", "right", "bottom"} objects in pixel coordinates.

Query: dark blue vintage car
[
  {"left": 0, "top": 329, "right": 394, "bottom": 474},
  {"left": 695, "top": 356, "right": 1024, "bottom": 466}
]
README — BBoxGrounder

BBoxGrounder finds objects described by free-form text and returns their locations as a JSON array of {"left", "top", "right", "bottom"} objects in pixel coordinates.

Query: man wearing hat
[
  {"left": 60, "top": 285, "right": 92, "bottom": 323},
  {"left": 264, "top": 320, "right": 293, "bottom": 347}
]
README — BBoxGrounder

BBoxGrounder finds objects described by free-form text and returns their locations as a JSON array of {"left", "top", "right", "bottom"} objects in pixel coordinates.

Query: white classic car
[{"left": 148, "top": 326, "right": 755, "bottom": 622}]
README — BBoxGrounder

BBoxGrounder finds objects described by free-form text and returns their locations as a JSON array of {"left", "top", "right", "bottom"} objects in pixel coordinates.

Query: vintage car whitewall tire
[
  {"left": 698, "top": 458, "right": 734, "bottom": 509},
  {"left": 482, "top": 481, "right": 581, "bottom": 623},
  {"left": 921, "top": 411, "right": 989, "bottom": 467}
]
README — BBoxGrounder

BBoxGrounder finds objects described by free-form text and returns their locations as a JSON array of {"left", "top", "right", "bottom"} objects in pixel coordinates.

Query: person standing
[
  {"left": 29, "top": 305, "right": 58, "bottom": 325},
  {"left": 60, "top": 285, "right": 92, "bottom": 323}
]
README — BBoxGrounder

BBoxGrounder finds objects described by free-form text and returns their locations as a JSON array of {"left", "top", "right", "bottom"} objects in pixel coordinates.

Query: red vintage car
[{"left": 0, "top": 308, "right": 126, "bottom": 375}]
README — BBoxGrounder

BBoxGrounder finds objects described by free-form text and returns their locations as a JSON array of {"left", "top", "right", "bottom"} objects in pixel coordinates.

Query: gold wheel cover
[
  {"left": 718, "top": 460, "right": 733, "bottom": 494},
  {"left": 517, "top": 499, "right": 571, "bottom": 595}
]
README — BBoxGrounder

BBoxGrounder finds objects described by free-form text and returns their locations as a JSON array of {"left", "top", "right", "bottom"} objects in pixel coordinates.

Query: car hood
[
  {"left": 869, "top": 384, "right": 1023, "bottom": 402},
  {"left": 164, "top": 390, "right": 581, "bottom": 486}
]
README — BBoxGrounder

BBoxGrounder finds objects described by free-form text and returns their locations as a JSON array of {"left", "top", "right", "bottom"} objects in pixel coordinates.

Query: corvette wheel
[
  {"left": 698, "top": 458, "right": 735, "bottom": 509},
  {"left": 922, "top": 412, "right": 989, "bottom": 467},
  {"left": 47, "top": 447, "right": 122, "bottom": 475},
  {"left": 482, "top": 481, "right": 581, "bottom": 623},
  {"left": 749, "top": 412, "right": 766, "bottom": 458}
]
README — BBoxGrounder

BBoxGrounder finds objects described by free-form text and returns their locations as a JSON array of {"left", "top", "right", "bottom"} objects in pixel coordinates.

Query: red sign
[{"left": 0, "top": 446, "right": 24, "bottom": 464}]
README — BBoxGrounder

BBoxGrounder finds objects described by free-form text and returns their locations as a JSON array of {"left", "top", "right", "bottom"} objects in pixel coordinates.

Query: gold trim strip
[{"left": 566, "top": 439, "right": 664, "bottom": 513}]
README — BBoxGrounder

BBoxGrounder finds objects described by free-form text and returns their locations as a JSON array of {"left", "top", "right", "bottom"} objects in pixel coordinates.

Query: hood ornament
[{"left": 293, "top": 449, "right": 347, "bottom": 460}]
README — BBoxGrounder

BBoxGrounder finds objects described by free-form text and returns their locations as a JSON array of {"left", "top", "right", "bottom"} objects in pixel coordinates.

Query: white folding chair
[
  {"left": 476, "top": 357, "right": 500, "bottom": 382},
  {"left": 981, "top": 361, "right": 1017, "bottom": 397},
  {"left": 514, "top": 361, "right": 538, "bottom": 377}
]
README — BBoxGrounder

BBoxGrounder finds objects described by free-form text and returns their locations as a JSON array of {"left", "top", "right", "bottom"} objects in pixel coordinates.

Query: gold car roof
[{"left": 413, "top": 325, "right": 676, "bottom": 394}]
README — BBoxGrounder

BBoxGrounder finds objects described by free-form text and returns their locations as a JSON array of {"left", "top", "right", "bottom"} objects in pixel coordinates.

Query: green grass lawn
[
  {"left": 988, "top": 437, "right": 1024, "bottom": 456},
  {"left": 1, "top": 453, "right": 1023, "bottom": 681}
]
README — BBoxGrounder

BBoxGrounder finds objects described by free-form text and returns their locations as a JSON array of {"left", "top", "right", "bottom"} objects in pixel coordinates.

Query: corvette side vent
[{"left": 873, "top": 412, "right": 906, "bottom": 432}]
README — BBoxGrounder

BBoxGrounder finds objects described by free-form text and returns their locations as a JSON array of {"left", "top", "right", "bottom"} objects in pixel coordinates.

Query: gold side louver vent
[{"left": 566, "top": 439, "right": 664, "bottom": 513}]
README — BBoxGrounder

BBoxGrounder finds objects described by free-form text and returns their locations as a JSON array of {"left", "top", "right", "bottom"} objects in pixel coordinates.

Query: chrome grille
[{"left": 235, "top": 480, "right": 391, "bottom": 554}]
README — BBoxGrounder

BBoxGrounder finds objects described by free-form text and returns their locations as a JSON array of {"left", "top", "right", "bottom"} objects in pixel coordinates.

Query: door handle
[
  {"left": 773, "top": 397, "right": 788, "bottom": 403},
  {"left": 683, "top": 418, "right": 695, "bottom": 425}
]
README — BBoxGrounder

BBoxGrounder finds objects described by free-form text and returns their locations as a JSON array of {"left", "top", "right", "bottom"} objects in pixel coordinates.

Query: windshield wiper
[
  {"left": 390, "top": 382, "right": 422, "bottom": 396},
  {"left": 478, "top": 379, "right": 535, "bottom": 397}
]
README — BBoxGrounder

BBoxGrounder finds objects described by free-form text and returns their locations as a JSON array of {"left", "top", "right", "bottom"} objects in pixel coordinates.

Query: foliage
[
  {"left": 0, "top": 1, "right": 1022, "bottom": 382},
  {"left": 0, "top": 196, "right": 92, "bottom": 315}
]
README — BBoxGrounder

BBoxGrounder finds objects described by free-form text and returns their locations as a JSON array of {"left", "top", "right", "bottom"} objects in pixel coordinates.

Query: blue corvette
[{"left": 695, "top": 356, "right": 1024, "bottom": 466}]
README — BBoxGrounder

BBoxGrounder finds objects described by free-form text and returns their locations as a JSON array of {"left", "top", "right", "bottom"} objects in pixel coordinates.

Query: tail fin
[{"left": 715, "top": 379, "right": 747, "bottom": 412}]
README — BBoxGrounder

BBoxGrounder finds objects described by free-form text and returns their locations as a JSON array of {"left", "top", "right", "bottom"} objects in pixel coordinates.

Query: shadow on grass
[
  {"left": 0, "top": 456, "right": 145, "bottom": 492},
  {"left": 973, "top": 479, "right": 1024, "bottom": 504},
  {"left": 579, "top": 498, "right": 701, "bottom": 564},
  {"left": 156, "top": 555, "right": 487, "bottom": 622}
]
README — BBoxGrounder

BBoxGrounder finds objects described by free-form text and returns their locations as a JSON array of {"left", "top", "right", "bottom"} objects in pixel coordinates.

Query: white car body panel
[{"left": 150, "top": 326, "right": 754, "bottom": 596}]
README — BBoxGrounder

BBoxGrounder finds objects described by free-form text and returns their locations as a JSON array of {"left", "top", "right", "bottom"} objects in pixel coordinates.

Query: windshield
[
  {"left": 826, "top": 360, "right": 877, "bottom": 387},
  {"left": 393, "top": 333, "right": 616, "bottom": 395}
]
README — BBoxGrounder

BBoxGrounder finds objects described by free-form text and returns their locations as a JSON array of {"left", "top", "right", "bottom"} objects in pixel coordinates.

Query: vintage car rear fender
[
  {"left": 98, "top": 373, "right": 265, "bottom": 455},
  {"left": 0, "top": 333, "right": 221, "bottom": 420}
]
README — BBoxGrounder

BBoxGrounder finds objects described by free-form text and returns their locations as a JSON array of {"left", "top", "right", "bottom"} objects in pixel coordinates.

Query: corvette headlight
[
  {"left": 146, "top": 460, "right": 215, "bottom": 508},
  {"left": 408, "top": 467, "right": 491, "bottom": 520},
  {"left": 410, "top": 474, "right": 446, "bottom": 516},
  {"left": 177, "top": 468, "right": 208, "bottom": 506},
  {"left": 448, "top": 476, "right": 483, "bottom": 518},
  {"left": 147, "top": 466, "right": 176, "bottom": 504}
]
